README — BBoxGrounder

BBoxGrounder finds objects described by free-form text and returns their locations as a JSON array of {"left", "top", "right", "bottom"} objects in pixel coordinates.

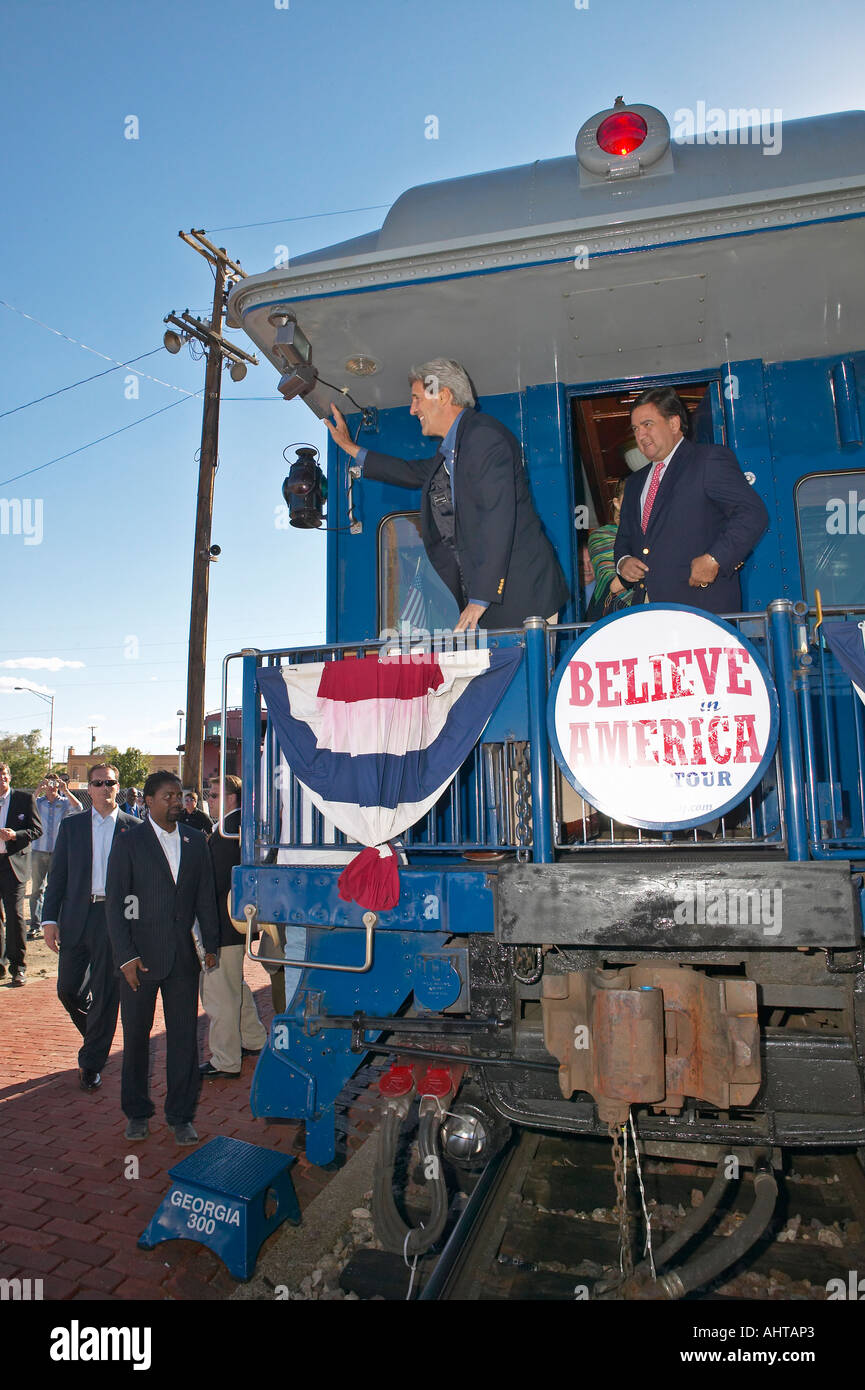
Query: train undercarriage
[{"left": 239, "top": 852, "right": 865, "bottom": 1295}]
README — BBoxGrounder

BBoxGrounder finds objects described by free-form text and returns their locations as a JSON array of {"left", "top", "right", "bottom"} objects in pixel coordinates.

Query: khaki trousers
[{"left": 200, "top": 944, "right": 268, "bottom": 1073}]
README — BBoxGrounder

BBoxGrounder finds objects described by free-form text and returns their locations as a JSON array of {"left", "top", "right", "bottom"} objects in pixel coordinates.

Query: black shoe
[
  {"left": 241, "top": 1047, "right": 264, "bottom": 1057},
  {"left": 27, "top": 928, "right": 43, "bottom": 940},
  {"left": 9, "top": 971, "right": 26, "bottom": 987},
  {"left": 173, "top": 1122, "right": 199, "bottom": 1145},
  {"left": 125, "top": 1118, "right": 149, "bottom": 1141},
  {"left": 199, "top": 1061, "right": 241, "bottom": 1079},
  {"left": 79, "top": 1067, "right": 102, "bottom": 1092}
]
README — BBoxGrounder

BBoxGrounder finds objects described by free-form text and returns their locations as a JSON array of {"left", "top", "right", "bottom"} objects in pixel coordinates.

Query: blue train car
[{"left": 224, "top": 99, "right": 865, "bottom": 1271}]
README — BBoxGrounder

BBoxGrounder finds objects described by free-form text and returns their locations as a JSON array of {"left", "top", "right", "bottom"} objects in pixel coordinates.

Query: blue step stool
[{"left": 138, "top": 1136, "right": 301, "bottom": 1281}]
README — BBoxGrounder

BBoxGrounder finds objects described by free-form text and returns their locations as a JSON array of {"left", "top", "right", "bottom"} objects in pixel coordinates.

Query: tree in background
[
  {"left": 115, "top": 748, "right": 149, "bottom": 789},
  {"left": 89, "top": 744, "right": 120, "bottom": 766},
  {"left": 85, "top": 746, "right": 149, "bottom": 789},
  {"left": 0, "top": 730, "right": 49, "bottom": 787}
]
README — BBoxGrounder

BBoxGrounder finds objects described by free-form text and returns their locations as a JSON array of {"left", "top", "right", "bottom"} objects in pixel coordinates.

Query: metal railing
[
  {"left": 228, "top": 603, "right": 865, "bottom": 867},
  {"left": 795, "top": 605, "right": 865, "bottom": 859},
  {"left": 232, "top": 635, "right": 533, "bottom": 861}
]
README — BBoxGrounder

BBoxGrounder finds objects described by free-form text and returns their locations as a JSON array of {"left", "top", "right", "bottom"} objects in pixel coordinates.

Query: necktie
[
  {"left": 442, "top": 446, "right": 454, "bottom": 506},
  {"left": 641, "top": 461, "right": 666, "bottom": 532}
]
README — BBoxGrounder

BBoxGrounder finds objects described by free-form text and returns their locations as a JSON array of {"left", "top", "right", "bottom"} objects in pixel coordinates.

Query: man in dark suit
[
  {"left": 178, "top": 790, "right": 212, "bottom": 834},
  {"left": 42, "top": 763, "right": 139, "bottom": 1090},
  {"left": 199, "top": 775, "right": 266, "bottom": 1078},
  {"left": 614, "top": 387, "right": 768, "bottom": 613},
  {"left": 106, "top": 770, "right": 219, "bottom": 1144},
  {"left": 0, "top": 762, "right": 42, "bottom": 985},
  {"left": 326, "top": 358, "right": 569, "bottom": 631},
  {"left": 121, "top": 788, "right": 141, "bottom": 818}
]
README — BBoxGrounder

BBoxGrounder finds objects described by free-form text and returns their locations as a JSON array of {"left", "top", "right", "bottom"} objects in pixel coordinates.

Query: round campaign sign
[{"left": 547, "top": 604, "right": 779, "bottom": 830}]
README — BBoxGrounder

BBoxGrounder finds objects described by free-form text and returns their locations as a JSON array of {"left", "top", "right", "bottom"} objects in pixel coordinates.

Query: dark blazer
[
  {"left": 364, "top": 410, "right": 569, "bottom": 629},
  {"left": 42, "top": 808, "right": 140, "bottom": 944},
  {"left": 613, "top": 438, "right": 769, "bottom": 613},
  {"left": 0, "top": 791, "right": 43, "bottom": 883},
  {"left": 208, "top": 807, "right": 242, "bottom": 948},
  {"left": 105, "top": 819, "right": 219, "bottom": 981}
]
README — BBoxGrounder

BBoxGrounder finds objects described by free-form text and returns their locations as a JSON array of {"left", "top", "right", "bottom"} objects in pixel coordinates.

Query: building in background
[
  {"left": 202, "top": 709, "right": 242, "bottom": 784},
  {"left": 65, "top": 746, "right": 181, "bottom": 790}
]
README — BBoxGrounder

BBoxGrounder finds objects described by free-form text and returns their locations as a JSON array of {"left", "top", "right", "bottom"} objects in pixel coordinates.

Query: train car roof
[
  {"left": 290, "top": 111, "right": 865, "bottom": 267},
  {"left": 228, "top": 109, "right": 865, "bottom": 411}
]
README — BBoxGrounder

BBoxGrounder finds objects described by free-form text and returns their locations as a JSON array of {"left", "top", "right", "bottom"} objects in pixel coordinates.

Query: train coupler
[{"left": 541, "top": 964, "right": 761, "bottom": 1123}]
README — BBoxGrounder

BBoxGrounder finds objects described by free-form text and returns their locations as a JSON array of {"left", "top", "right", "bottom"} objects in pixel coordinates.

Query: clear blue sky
[{"left": 2, "top": 0, "right": 862, "bottom": 765}]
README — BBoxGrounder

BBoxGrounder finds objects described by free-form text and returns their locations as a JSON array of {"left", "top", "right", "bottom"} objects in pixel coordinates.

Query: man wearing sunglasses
[{"left": 42, "top": 764, "right": 141, "bottom": 1091}]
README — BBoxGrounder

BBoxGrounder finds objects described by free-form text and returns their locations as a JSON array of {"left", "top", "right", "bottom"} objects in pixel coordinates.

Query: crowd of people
[{"left": 0, "top": 761, "right": 263, "bottom": 1147}]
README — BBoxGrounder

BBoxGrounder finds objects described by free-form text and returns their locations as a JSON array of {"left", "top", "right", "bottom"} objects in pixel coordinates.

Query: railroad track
[{"left": 416, "top": 1133, "right": 865, "bottom": 1301}]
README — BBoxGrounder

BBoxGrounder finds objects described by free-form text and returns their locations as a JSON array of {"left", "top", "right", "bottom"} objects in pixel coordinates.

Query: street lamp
[
  {"left": 177, "top": 710, "right": 185, "bottom": 783},
  {"left": 14, "top": 687, "right": 54, "bottom": 772}
]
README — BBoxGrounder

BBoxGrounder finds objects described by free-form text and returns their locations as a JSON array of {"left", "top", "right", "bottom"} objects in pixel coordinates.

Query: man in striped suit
[{"left": 106, "top": 770, "right": 219, "bottom": 1145}]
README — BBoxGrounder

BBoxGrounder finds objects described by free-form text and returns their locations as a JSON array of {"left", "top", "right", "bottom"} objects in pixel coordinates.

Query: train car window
[
  {"left": 378, "top": 512, "right": 460, "bottom": 633},
  {"left": 795, "top": 471, "right": 865, "bottom": 607}
]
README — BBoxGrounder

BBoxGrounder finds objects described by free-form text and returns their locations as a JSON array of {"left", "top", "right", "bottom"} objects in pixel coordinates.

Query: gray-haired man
[{"left": 326, "top": 358, "right": 568, "bottom": 631}]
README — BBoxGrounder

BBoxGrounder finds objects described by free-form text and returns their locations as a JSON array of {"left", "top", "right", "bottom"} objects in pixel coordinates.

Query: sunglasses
[{"left": 90, "top": 779, "right": 118, "bottom": 788}]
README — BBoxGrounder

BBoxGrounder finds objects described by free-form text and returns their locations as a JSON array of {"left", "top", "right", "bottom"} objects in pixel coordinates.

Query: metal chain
[
  {"left": 513, "top": 741, "right": 532, "bottom": 864},
  {"left": 609, "top": 1120, "right": 633, "bottom": 1280},
  {"left": 511, "top": 741, "right": 541, "bottom": 983},
  {"left": 629, "top": 1108, "right": 655, "bottom": 1280}
]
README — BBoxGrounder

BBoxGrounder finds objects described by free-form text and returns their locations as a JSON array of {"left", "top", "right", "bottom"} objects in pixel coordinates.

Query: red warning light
[{"left": 597, "top": 110, "right": 648, "bottom": 157}]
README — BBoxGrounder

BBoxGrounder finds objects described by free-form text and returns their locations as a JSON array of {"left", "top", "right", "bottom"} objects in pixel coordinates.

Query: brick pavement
[{"left": 0, "top": 963, "right": 377, "bottom": 1301}]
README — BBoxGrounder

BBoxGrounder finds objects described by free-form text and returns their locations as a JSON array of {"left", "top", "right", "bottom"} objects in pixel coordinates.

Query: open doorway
[{"left": 570, "top": 380, "right": 720, "bottom": 615}]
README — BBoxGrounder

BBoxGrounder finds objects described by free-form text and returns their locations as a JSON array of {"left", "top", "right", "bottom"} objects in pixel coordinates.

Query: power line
[
  {"left": 0, "top": 393, "right": 201, "bottom": 487},
  {"left": 205, "top": 202, "right": 391, "bottom": 234},
  {"left": 0, "top": 349, "right": 166, "bottom": 421},
  {"left": 0, "top": 301, "right": 197, "bottom": 396}
]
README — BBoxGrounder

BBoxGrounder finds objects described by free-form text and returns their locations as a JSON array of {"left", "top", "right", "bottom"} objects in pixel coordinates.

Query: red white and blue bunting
[{"left": 257, "top": 648, "right": 522, "bottom": 909}]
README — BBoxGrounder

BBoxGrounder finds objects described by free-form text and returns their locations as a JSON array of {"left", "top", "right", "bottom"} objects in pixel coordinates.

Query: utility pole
[
  {"left": 163, "top": 230, "right": 257, "bottom": 795},
  {"left": 14, "top": 687, "right": 54, "bottom": 772}
]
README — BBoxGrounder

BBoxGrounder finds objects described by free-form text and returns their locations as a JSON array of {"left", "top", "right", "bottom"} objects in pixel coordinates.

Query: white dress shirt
[
  {"left": 637, "top": 435, "right": 684, "bottom": 513},
  {"left": 0, "top": 790, "right": 10, "bottom": 854},
  {"left": 119, "top": 820, "right": 183, "bottom": 970},
  {"left": 149, "top": 818, "right": 181, "bottom": 883},
  {"left": 91, "top": 806, "right": 119, "bottom": 895}
]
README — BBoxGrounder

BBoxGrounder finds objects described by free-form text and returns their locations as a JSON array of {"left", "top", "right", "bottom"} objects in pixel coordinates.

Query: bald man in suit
[{"left": 106, "top": 770, "right": 219, "bottom": 1145}]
